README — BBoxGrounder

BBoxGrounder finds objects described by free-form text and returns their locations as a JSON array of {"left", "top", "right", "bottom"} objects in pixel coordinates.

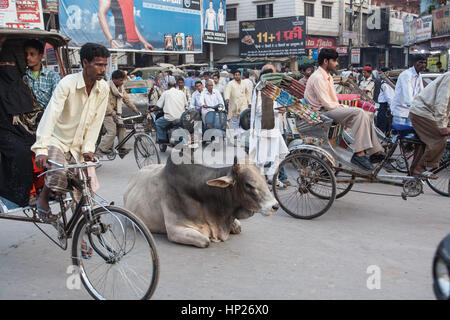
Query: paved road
[{"left": 0, "top": 140, "right": 448, "bottom": 300}]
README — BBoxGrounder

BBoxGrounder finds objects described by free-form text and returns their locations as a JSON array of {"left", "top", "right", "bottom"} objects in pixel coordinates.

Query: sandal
[
  {"left": 414, "top": 171, "right": 439, "bottom": 180},
  {"left": 81, "top": 240, "right": 93, "bottom": 260},
  {"left": 35, "top": 203, "right": 58, "bottom": 222}
]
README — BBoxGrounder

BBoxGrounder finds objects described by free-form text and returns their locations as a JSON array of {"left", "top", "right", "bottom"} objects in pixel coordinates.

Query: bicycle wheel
[
  {"left": 134, "top": 133, "right": 161, "bottom": 169},
  {"left": 426, "top": 159, "right": 450, "bottom": 197},
  {"left": 308, "top": 169, "right": 354, "bottom": 200},
  {"left": 391, "top": 144, "right": 414, "bottom": 173},
  {"left": 273, "top": 153, "right": 336, "bottom": 220},
  {"left": 72, "top": 206, "right": 159, "bottom": 300}
]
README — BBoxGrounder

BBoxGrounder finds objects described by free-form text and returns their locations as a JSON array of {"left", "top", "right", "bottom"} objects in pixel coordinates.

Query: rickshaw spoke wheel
[{"left": 273, "top": 153, "right": 336, "bottom": 220}]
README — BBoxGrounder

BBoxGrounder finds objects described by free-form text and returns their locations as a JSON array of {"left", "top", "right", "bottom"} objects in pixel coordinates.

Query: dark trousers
[{"left": 375, "top": 102, "right": 392, "bottom": 135}]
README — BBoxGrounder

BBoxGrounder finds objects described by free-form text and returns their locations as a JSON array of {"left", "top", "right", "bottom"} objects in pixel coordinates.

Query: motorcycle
[{"left": 155, "top": 108, "right": 201, "bottom": 153}]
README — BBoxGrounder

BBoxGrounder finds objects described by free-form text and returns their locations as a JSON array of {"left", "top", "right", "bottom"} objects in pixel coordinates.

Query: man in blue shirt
[
  {"left": 130, "top": 70, "right": 148, "bottom": 93},
  {"left": 184, "top": 71, "right": 196, "bottom": 92},
  {"left": 23, "top": 39, "right": 60, "bottom": 109}
]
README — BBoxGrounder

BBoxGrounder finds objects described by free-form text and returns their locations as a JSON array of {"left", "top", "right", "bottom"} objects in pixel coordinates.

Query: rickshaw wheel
[{"left": 273, "top": 153, "right": 336, "bottom": 220}]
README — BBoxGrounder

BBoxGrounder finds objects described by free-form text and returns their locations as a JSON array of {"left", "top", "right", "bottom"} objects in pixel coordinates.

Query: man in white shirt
[
  {"left": 242, "top": 71, "right": 254, "bottom": 96},
  {"left": 213, "top": 73, "right": 225, "bottom": 97},
  {"left": 32, "top": 43, "right": 110, "bottom": 221},
  {"left": 409, "top": 71, "right": 450, "bottom": 178},
  {"left": 359, "top": 66, "right": 375, "bottom": 100},
  {"left": 201, "top": 80, "right": 225, "bottom": 123},
  {"left": 204, "top": 1, "right": 217, "bottom": 31},
  {"left": 224, "top": 70, "right": 252, "bottom": 130},
  {"left": 176, "top": 77, "right": 191, "bottom": 105},
  {"left": 375, "top": 67, "right": 395, "bottom": 134},
  {"left": 155, "top": 82, "right": 188, "bottom": 143},
  {"left": 391, "top": 55, "right": 427, "bottom": 126},
  {"left": 201, "top": 71, "right": 212, "bottom": 87},
  {"left": 190, "top": 80, "right": 205, "bottom": 112}
]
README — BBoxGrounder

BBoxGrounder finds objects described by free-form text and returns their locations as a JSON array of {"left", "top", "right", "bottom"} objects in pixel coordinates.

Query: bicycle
[
  {"left": 0, "top": 159, "right": 160, "bottom": 300},
  {"left": 95, "top": 114, "right": 161, "bottom": 169}
]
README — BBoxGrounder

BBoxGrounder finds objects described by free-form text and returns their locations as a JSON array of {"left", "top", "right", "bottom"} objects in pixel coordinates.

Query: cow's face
[{"left": 207, "top": 161, "right": 279, "bottom": 217}]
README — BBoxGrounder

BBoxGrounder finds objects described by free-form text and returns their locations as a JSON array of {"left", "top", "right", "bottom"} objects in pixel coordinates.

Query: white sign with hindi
[{"left": 0, "top": 0, "right": 44, "bottom": 30}]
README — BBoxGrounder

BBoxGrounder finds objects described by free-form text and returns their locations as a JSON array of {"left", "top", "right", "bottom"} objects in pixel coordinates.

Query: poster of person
[
  {"left": 185, "top": 35, "right": 194, "bottom": 51},
  {"left": 175, "top": 33, "right": 185, "bottom": 51},
  {"left": 203, "top": 0, "right": 227, "bottom": 44},
  {"left": 59, "top": 0, "right": 202, "bottom": 53},
  {"left": 0, "top": 0, "right": 44, "bottom": 29}
]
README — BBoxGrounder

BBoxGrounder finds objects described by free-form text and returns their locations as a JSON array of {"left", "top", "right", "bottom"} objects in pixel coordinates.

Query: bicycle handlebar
[
  {"left": 118, "top": 113, "right": 143, "bottom": 121},
  {"left": 37, "top": 159, "right": 101, "bottom": 178}
]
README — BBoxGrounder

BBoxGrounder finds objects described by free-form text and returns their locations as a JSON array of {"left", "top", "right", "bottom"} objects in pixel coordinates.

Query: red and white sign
[
  {"left": 306, "top": 37, "right": 336, "bottom": 49},
  {"left": 351, "top": 48, "right": 360, "bottom": 64},
  {"left": 0, "top": 0, "right": 43, "bottom": 29},
  {"left": 336, "top": 46, "right": 348, "bottom": 55}
]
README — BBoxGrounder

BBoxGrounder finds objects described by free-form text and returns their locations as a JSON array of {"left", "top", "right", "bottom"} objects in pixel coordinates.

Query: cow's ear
[{"left": 207, "top": 175, "right": 235, "bottom": 188}]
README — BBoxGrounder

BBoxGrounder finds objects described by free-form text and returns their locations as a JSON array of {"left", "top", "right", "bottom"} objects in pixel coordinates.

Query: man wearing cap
[
  {"left": 391, "top": 55, "right": 427, "bottom": 126},
  {"left": 359, "top": 66, "right": 375, "bottom": 100}
]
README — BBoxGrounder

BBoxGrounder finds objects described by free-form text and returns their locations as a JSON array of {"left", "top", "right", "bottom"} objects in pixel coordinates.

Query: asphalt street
[{"left": 0, "top": 138, "right": 449, "bottom": 300}]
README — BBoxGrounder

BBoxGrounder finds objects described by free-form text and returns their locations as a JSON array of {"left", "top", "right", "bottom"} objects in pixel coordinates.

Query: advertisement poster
[
  {"left": 0, "top": 0, "right": 44, "bottom": 29},
  {"left": 203, "top": 0, "right": 226, "bottom": 44},
  {"left": 240, "top": 16, "right": 306, "bottom": 58},
  {"left": 433, "top": 4, "right": 450, "bottom": 37},
  {"left": 59, "top": 0, "right": 202, "bottom": 53},
  {"left": 42, "top": 0, "right": 59, "bottom": 12},
  {"left": 414, "top": 14, "right": 433, "bottom": 43}
]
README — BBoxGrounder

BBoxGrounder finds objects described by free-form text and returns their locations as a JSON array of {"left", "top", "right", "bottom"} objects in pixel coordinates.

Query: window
[
  {"left": 227, "top": 7, "right": 237, "bottom": 21},
  {"left": 322, "top": 5, "right": 332, "bottom": 19},
  {"left": 257, "top": 4, "right": 273, "bottom": 19},
  {"left": 305, "top": 3, "right": 314, "bottom": 17}
]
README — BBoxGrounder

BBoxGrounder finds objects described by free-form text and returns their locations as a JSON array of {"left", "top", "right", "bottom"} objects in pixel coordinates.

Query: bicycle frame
[
  {"left": 0, "top": 163, "right": 102, "bottom": 241},
  {"left": 295, "top": 115, "right": 419, "bottom": 187}
]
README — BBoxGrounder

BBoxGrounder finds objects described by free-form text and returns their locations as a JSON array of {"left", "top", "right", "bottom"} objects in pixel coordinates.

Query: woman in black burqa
[{"left": 0, "top": 42, "right": 42, "bottom": 207}]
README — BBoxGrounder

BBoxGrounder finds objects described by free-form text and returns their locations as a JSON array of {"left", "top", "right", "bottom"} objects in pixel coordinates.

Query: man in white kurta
[
  {"left": 224, "top": 70, "right": 252, "bottom": 129},
  {"left": 205, "top": 1, "right": 217, "bottom": 31},
  {"left": 249, "top": 66, "right": 288, "bottom": 182}
]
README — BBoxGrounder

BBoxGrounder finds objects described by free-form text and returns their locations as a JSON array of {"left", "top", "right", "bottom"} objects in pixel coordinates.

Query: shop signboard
[
  {"left": 351, "top": 48, "right": 360, "bottom": 64},
  {"left": 432, "top": 4, "right": 450, "bottom": 37},
  {"left": 239, "top": 16, "right": 306, "bottom": 58},
  {"left": 59, "top": 0, "right": 203, "bottom": 53},
  {"left": 336, "top": 47, "right": 348, "bottom": 55},
  {"left": 414, "top": 14, "right": 433, "bottom": 43},
  {"left": 0, "top": 0, "right": 44, "bottom": 29},
  {"left": 306, "top": 37, "right": 335, "bottom": 49},
  {"left": 203, "top": 0, "right": 227, "bottom": 44}
]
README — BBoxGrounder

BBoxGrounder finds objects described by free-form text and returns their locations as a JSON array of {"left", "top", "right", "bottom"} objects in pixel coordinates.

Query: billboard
[
  {"left": 239, "top": 16, "right": 306, "bottom": 58},
  {"left": 0, "top": 0, "right": 44, "bottom": 29},
  {"left": 203, "top": 0, "right": 226, "bottom": 44},
  {"left": 433, "top": 4, "right": 450, "bottom": 37},
  {"left": 59, "top": 0, "right": 202, "bottom": 53}
]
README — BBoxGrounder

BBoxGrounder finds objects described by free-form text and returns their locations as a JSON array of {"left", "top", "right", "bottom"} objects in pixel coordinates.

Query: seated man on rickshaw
[{"left": 304, "top": 48, "right": 384, "bottom": 171}]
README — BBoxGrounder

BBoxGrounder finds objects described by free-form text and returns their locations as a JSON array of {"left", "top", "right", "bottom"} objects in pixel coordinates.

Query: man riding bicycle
[
  {"left": 32, "top": 43, "right": 110, "bottom": 222},
  {"left": 97, "top": 69, "right": 140, "bottom": 157}
]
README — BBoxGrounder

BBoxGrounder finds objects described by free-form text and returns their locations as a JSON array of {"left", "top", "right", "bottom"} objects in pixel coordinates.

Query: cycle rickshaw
[
  {"left": 256, "top": 73, "right": 449, "bottom": 220},
  {"left": 0, "top": 29, "right": 159, "bottom": 299}
]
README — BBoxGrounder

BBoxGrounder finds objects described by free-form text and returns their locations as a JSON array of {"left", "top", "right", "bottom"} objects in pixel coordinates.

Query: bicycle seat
[{"left": 391, "top": 123, "right": 415, "bottom": 137}]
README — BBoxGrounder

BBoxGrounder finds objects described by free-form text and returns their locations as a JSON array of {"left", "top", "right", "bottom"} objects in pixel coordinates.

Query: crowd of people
[{"left": 0, "top": 39, "right": 449, "bottom": 216}]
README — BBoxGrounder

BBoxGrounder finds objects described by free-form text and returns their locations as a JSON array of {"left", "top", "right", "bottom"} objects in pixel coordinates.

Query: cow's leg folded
[
  {"left": 230, "top": 219, "right": 241, "bottom": 234},
  {"left": 166, "top": 225, "right": 211, "bottom": 248}
]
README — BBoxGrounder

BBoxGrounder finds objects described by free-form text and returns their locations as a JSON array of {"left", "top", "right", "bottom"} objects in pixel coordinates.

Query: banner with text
[
  {"left": 239, "top": 16, "right": 306, "bottom": 58},
  {"left": 0, "top": 0, "right": 44, "bottom": 29},
  {"left": 59, "top": 0, "right": 202, "bottom": 53},
  {"left": 203, "top": 0, "right": 227, "bottom": 44}
]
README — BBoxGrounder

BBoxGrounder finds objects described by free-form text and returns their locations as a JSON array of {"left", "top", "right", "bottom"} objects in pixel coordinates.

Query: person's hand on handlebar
[
  {"left": 36, "top": 155, "right": 49, "bottom": 169},
  {"left": 439, "top": 127, "right": 450, "bottom": 136},
  {"left": 83, "top": 152, "right": 96, "bottom": 162}
]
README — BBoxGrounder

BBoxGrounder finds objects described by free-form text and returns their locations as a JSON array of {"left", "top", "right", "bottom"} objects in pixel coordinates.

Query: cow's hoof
[{"left": 230, "top": 219, "right": 242, "bottom": 234}]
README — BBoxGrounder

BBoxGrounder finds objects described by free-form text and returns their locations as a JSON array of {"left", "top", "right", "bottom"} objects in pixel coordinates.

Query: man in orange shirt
[{"left": 304, "top": 49, "right": 384, "bottom": 170}]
